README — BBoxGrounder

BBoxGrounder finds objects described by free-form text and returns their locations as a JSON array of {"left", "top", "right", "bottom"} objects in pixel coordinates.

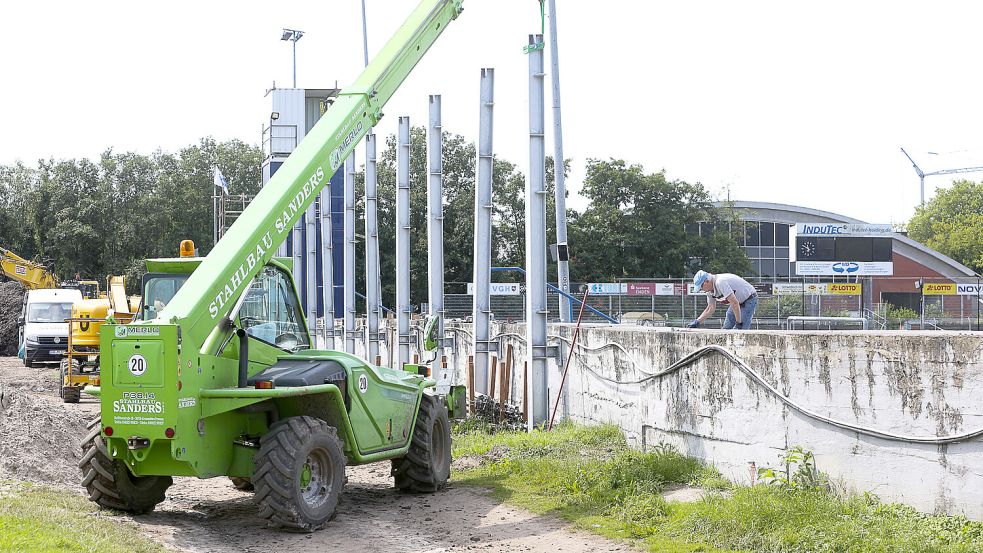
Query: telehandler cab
[{"left": 79, "top": 0, "right": 466, "bottom": 531}]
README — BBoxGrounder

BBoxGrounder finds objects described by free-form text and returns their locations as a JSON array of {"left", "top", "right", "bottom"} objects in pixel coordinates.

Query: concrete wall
[{"left": 383, "top": 321, "right": 983, "bottom": 519}]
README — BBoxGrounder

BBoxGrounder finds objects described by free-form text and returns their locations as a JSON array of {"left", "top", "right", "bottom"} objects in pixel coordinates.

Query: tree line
[{"left": 0, "top": 132, "right": 750, "bottom": 305}]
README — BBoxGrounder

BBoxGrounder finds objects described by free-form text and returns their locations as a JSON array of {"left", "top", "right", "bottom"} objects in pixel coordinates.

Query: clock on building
[{"left": 800, "top": 240, "right": 817, "bottom": 258}]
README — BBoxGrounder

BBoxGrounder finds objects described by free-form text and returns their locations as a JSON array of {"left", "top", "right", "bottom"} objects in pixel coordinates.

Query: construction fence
[{"left": 441, "top": 276, "right": 983, "bottom": 331}]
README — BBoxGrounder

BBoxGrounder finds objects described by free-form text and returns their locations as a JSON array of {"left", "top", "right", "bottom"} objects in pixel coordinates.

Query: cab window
[
  {"left": 239, "top": 266, "right": 310, "bottom": 352},
  {"left": 141, "top": 274, "right": 190, "bottom": 321}
]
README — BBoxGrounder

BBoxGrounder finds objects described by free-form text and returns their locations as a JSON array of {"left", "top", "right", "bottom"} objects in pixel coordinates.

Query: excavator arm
[
  {"left": 158, "top": 0, "right": 464, "bottom": 350},
  {"left": 0, "top": 248, "right": 59, "bottom": 289}
]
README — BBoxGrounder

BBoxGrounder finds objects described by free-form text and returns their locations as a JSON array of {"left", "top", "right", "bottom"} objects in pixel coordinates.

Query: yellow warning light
[{"left": 179, "top": 240, "right": 195, "bottom": 258}]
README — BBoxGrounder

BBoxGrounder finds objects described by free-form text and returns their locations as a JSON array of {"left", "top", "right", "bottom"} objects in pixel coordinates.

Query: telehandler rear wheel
[
  {"left": 79, "top": 417, "right": 172, "bottom": 514},
  {"left": 392, "top": 393, "right": 451, "bottom": 493},
  {"left": 253, "top": 416, "right": 346, "bottom": 532}
]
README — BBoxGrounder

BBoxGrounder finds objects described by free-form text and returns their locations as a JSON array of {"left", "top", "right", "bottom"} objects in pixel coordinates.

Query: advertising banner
[
  {"left": 957, "top": 283, "right": 983, "bottom": 296},
  {"left": 772, "top": 282, "right": 804, "bottom": 296},
  {"left": 795, "top": 223, "right": 894, "bottom": 237},
  {"left": 796, "top": 261, "right": 893, "bottom": 276},
  {"left": 626, "top": 283, "right": 675, "bottom": 296},
  {"left": 587, "top": 283, "right": 627, "bottom": 295},
  {"left": 466, "top": 283, "right": 522, "bottom": 295},
  {"left": 828, "top": 283, "right": 862, "bottom": 295},
  {"left": 923, "top": 283, "right": 956, "bottom": 295}
]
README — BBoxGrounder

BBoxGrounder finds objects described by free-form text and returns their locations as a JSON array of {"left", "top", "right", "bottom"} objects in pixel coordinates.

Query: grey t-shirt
[{"left": 707, "top": 273, "right": 756, "bottom": 304}]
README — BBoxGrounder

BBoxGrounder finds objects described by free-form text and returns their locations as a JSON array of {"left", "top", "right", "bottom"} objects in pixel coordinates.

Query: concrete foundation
[{"left": 360, "top": 321, "right": 983, "bottom": 519}]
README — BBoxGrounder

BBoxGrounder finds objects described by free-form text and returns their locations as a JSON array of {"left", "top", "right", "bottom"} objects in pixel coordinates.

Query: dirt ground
[{"left": 0, "top": 356, "right": 632, "bottom": 553}]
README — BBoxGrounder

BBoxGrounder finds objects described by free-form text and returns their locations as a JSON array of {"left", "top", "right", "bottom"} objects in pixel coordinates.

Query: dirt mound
[
  {"left": 0, "top": 377, "right": 91, "bottom": 488},
  {"left": 0, "top": 280, "right": 25, "bottom": 355}
]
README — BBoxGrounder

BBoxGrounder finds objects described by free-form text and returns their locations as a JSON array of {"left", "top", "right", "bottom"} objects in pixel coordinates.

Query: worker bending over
[{"left": 687, "top": 270, "right": 758, "bottom": 330}]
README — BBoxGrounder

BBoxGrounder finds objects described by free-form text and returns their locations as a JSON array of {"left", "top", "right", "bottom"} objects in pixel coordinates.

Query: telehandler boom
[{"left": 81, "top": 0, "right": 465, "bottom": 531}]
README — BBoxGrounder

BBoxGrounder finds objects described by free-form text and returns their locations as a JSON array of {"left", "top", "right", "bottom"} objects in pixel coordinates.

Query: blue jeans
[{"left": 722, "top": 295, "right": 757, "bottom": 330}]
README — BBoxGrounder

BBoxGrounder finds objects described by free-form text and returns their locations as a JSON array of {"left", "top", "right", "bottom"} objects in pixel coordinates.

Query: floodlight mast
[
  {"left": 901, "top": 147, "right": 983, "bottom": 206},
  {"left": 281, "top": 28, "right": 305, "bottom": 87}
]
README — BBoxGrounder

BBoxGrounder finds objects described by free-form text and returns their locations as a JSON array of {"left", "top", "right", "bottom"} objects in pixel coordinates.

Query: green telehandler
[{"left": 79, "top": 0, "right": 466, "bottom": 531}]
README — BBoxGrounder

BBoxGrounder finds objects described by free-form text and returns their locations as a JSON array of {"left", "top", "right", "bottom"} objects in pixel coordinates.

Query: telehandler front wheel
[
  {"left": 392, "top": 393, "right": 451, "bottom": 493},
  {"left": 253, "top": 416, "right": 347, "bottom": 532},
  {"left": 79, "top": 417, "right": 172, "bottom": 514}
]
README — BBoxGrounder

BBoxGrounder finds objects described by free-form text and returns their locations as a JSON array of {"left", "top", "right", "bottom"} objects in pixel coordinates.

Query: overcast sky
[{"left": 3, "top": 1, "right": 982, "bottom": 225}]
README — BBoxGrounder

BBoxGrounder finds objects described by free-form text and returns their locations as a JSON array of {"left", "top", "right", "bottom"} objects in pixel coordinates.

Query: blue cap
[{"left": 693, "top": 270, "right": 710, "bottom": 288}]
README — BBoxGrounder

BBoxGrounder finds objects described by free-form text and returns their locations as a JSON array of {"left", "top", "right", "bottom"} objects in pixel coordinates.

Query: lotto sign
[
  {"left": 923, "top": 283, "right": 956, "bottom": 295},
  {"left": 828, "top": 283, "right": 862, "bottom": 295}
]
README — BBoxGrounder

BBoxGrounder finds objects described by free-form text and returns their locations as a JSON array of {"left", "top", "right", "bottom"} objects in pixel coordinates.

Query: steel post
[
  {"left": 292, "top": 220, "right": 304, "bottom": 311},
  {"left": 365, "top": 132, "right": 380, "bottom": 362},
  {"left": 526, "top": 35, "right": 549, "bottom": 428},
  {"left": 428, "top": 95, "right": 447, "bottom": 389},
  {"left": 547, "top": 0, "right": 571, "bottom": 322},
  {"left": 305, "top": 203, "right": 318, "bottom": 341},
  {"left": 319, "top": 190, "right": 335, "bottom": 349},
  {"left": 344, "top": 155, "right": 357, "bottom": 354},
  {"left": 397, "top": 116, "right": 412, "bottom": 367},
  {"left": 473, "top": 69, "right": 495, "bottom": 394}
]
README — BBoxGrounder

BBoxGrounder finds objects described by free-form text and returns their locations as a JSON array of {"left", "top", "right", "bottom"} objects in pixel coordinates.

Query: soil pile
[
  {"left": 0, "top": 363, "right": 91, "bottom": 487},
  {"left": 0, "top": 280, "right": 25, "bottom": 355}
]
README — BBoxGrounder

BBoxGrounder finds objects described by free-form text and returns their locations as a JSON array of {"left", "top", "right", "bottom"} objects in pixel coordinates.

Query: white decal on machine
[
  {"left": 113, "top": 392, "right": 163, "bottom": 418},
  {"left": 273, "top": 167, "right": 325, "bottom": 233}
]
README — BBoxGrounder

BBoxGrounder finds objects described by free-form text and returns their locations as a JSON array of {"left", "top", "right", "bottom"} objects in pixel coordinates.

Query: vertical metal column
[
  {"left": 526, "top": 34, "right": 549, "bottom": 428},
  {"left": 319, "top": 191, "right": 335, "bottom": 349},
  {"left": 396, "top": 116, "right": 412, "bottom": 367},
  {"left": 547, "top": 0, "right": 571, "bottom": 322},
  {"left": 292, "top": 220, "right": 304, "bottom": 309},
  {"left": 344, "top": 155, "right": 357, "bottom": 354},
  {"left": 473, "top": 68, "right": 495, "bottom": 395},
  {"left": 428, "top": 95, "right": 446, "bottom": 387},
  {"left": 305, "top": 202, "right": 318, "bottom": 339},
  {"left": 365, "top": 132, "right": 381, "bottom": 362}
]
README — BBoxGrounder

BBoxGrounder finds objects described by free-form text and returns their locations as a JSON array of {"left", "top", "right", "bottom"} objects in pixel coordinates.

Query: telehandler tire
[
  {"left": 253, "top": 416, "right": 346, "bottom": 532},
  {"left": 79, "top": 417, "right": 172, "bottom": 514},
  {"left": 392, "top": 393, "right": 451, "bottom": 493}
]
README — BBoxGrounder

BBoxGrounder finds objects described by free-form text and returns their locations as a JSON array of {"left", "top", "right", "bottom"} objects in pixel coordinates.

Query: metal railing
[{"left": 261, "top": 123, "right": 299, "bottom": 157}]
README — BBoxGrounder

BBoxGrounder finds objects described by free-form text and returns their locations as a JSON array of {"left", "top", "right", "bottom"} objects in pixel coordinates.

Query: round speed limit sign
[{"left": 128, "top": 354, "right": 147, "bottom": 377}]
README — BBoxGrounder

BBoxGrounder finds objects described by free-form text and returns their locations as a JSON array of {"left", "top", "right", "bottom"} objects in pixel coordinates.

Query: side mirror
[
  {"left": 17, "top": 316, "right": 25, "bottom": 326},
  {"left": 423, "top": 315, "right": 440, "bottom": 352}
]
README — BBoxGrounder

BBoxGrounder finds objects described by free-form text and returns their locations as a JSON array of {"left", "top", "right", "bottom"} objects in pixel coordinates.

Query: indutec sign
[{"left": 795, "top": 223, "right": 894, "bottom": 237}]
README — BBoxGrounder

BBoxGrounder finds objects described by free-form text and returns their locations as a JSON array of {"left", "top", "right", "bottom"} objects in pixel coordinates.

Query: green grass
[
  {"left": 0, "top": 481, "right": 165, "bottom": 553},
  {"left": 452, "top": 422, "right": 983, "bottom": 553}
]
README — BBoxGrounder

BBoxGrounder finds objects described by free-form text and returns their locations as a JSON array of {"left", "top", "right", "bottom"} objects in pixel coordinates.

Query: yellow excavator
[
  {"left": 60, "top": 276, "right": 141, "bottom": 402},
  {"left": 1, "top": 247, "right": 101, "bottom": 298}
]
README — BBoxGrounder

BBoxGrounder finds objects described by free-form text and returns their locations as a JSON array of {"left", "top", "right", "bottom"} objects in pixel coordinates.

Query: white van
[{"left": 19, "top": 288, "right": 83, "bottom": 367}]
